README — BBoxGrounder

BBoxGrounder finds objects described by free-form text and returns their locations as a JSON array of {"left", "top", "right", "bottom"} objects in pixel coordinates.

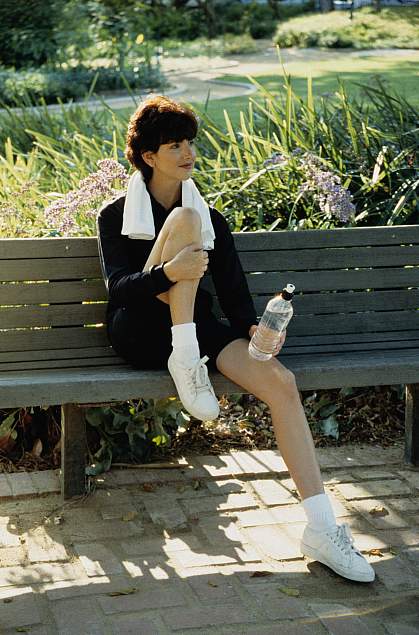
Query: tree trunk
[{"left": 319, "top": 0, "right": 334, "bottom": 12}]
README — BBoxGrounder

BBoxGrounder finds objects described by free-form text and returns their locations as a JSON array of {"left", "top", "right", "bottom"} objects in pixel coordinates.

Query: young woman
[{"left": 96, "top": 95, "right": 375, "bottom": 584}]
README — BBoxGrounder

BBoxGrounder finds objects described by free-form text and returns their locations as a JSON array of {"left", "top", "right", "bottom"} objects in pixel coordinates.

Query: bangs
[{"left": 155, "top": 113, "right": 198, "bottom": 146}]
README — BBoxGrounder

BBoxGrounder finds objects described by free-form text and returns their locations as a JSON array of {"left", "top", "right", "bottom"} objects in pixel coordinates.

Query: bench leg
[
  {"left": 405, "top": 384, "right": 419, "bottom": 467},
  {"left": 61, "top": 403, "right": 86, "bottom": 499}
]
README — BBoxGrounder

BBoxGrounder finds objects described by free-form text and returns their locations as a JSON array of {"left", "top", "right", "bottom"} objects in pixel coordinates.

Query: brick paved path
[{"left": 1, "top": 442, "right": 418, "bottom": 634}]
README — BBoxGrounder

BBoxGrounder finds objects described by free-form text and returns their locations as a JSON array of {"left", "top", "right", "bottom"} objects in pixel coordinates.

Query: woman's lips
[{"left": 180, "top": 163, "right": 193, "bottom": 168}]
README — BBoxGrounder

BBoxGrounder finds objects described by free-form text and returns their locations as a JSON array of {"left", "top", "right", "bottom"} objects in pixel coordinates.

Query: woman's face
[{"left": 144, "top": 138, "right": 196, "bottom": 181}]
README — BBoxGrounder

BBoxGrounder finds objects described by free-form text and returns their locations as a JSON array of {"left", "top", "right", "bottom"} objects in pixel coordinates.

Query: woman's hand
[{"left": 248, "top": 325, "right": 286, "bottom": 356}]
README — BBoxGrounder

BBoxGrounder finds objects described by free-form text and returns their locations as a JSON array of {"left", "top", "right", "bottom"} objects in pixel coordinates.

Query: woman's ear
[{"left": 141, "top": 150, "right": 155, "bottom": 168}]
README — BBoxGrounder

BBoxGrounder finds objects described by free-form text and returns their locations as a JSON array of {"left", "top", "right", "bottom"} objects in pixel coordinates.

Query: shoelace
[
  {"left": 184, "top": 355, "right": 212, "bottom": 396},
  {"left": 327, "top": 522, "right": 360, "bottom": 557}
]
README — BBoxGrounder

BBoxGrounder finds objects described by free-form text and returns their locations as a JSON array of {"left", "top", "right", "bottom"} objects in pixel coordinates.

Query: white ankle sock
[
  {"left": 301, "top": 492, "right": 337, "bottom": 532},
  {"left": 171, "top": 322, "right": 200, "bottom": 364}
]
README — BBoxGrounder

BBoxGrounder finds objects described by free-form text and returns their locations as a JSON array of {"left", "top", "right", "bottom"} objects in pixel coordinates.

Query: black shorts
[{"left": 107, "top": 296, "right": 245, "bottom": 371}]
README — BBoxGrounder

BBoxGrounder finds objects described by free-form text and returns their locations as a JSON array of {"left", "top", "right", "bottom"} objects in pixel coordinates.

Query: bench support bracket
[
  {"left": 61, "top": 403, "right": 86, "bottom": 499},
  {"left": 405, "top": 383, "right": 419, "bottom": 467}
]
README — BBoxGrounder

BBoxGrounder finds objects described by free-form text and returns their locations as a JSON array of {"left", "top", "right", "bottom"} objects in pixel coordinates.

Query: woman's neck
[{"left": 147, "top": 173, "right": 182, "bottom": 211}]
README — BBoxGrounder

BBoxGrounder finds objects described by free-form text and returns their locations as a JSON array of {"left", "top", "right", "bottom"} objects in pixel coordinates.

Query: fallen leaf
[
  {"left": 250, "top": 571, "right": 273, "bottom": 578},
  {"left": 53, "top": 516, "right": 63, "bottom": 525},
  {"left": 192, "top": 480, "right": 201, "bottom": 490},
  {"left": 369, "top": 506, "right": 389, "bottom": 517},
  {"left": 389, "top": 547, "right": 399, "bottom": 555},
  {"left": 3, "top": 598, "right": 12, "bottom": 603},
  {"left": 278, "top": 586, "right": 300, "bottom": 597},
  {"left": 31, "top": 438, "right": 43, "bottom": 457},
  {"left": 208, "top": 581, "right": 218, "bottom": 587},
  {"left": 107, "top": 587, "right": 138, "bottom": 596},
  {"left": 368, "top": 548, "right": 383, "bottom": 557},
  {"left": 122, "top": 511, "right": 137, "bottom": 522},
  {"left": 142, "top": 483, "right": 156, "bottom": 492}
]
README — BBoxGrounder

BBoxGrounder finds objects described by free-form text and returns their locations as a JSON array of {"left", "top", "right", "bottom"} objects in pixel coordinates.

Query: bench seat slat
[
  {"left": 1, "top": 348, "right": 418, "bottom": 408},
  {"left": 0, "top": 346, "right": 117, "bottom": 363},
  {"left": 0, "top": 357, "right": 129, "bottom": 371}
]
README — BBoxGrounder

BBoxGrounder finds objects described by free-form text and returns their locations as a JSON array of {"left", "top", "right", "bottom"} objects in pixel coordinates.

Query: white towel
[{"left": 121, "top": 170, "right": 215, "bottom": 250}]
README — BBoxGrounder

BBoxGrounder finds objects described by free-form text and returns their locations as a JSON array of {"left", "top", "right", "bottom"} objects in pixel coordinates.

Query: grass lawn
[{"left": 189, "top": 51, "right": 419, "bottom": 129}]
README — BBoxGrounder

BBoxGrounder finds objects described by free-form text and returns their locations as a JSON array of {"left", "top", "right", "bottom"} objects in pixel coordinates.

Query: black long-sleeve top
[{"left": 96, "top": 188, "right": 258, "bottom": 339}]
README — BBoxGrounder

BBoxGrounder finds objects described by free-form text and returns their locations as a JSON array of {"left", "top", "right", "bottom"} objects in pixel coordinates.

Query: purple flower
[{"left": 45, "top": 159, "right": 130, "bottom": 236}]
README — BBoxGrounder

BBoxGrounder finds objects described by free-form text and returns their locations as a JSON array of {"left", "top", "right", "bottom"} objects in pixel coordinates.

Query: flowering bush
[{"left": 44, "top": 159, "right": 129, "bottom": 236}]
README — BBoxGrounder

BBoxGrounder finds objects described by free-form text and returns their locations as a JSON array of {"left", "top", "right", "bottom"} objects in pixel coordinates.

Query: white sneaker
[
  {"left": 300, "top": 522, "right": 375, "bottom": 583},
  {"left": 168, "top": 352, "right": 220, "bottom": 421}
]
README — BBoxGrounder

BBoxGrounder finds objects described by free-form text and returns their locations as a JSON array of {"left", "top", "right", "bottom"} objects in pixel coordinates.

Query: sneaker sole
[
  {"left": 168, "top": 356, "right": 219, "bottom": 421},
  {"left": 301, "top": 541, "right": 375, "bottom": 583}
]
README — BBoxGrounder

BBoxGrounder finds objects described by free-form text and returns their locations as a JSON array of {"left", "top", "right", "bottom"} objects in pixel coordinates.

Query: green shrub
[
  {"left": 0, "top": 64, "right": 167, "bottom": 107},
  {"left": 274, "top": 6, "right": 419, "bottom": 49}
]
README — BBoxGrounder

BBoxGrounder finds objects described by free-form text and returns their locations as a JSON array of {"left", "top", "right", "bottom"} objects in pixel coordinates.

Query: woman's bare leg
[
  {"left": 215, "top": 339, "right": 324, "bottom": 501},
  {"left": 142, "top": 207, "right": 203, "bottom": 325}
]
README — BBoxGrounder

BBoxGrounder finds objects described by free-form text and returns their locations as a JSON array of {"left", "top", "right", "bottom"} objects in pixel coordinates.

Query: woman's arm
[{"left": 96, "top": 198, "right": 175, "bottom": 308}]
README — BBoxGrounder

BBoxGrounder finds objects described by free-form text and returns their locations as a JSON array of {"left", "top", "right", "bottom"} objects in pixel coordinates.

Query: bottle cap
[{"left": 276, "top": 283, "right": 295, "bottom": 301}]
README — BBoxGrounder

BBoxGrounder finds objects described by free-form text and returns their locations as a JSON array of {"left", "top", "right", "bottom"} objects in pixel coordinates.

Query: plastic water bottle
[{"left": 248, "top": 283, "right": 295, "bottom": 361}]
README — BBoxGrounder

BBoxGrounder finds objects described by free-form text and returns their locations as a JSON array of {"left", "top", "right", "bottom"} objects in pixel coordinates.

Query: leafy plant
[{"left": 85, "top": 397, "right": 190, "bottom": 475}]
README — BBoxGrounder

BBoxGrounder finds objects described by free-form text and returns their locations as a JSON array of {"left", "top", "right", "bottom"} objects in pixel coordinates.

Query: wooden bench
[{"left": 1, "top": 224, "right": 418, "bottom": 499}]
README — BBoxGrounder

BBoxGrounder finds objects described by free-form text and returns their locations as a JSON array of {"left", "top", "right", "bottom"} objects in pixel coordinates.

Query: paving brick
[
  {"left": 121, "top": 534, "right": 202, "bottom": 557},
  {"left": 182, "top": 493, "right": 257, "bottom": 516},
  {"left": 74, "top": 542, "right": 124, "bottom": 577},
  {"left": 0, "top": 586, "right": 42, "bottom": 629},
  {"left": 397, "top": 470, "right": 419, "bottom": 491},
  {"left": 143, "top": 499, "right": 189, "bottom": 532},
  {"left": 310, "top": 602, "right": 375, "bottom": 635},
  {"left": 42, "top": 574, "right": 146, "bottom": 600},
  {"left": 0, "top": 545, "right": 27, "bottom": 567},
  {"left": 162, "top": 602, "right": 259, "bottom": 630},
  {"left": 61, "top": 519, "right": 143, "bottom": 542},
  {"left": 386, "top": 498, "right": 419, "bottom": 513},
  {"left": 186, "top": 571, "right": 238, "bottom": 604},
  {"left": 374, "top": 554, "right": 419, "bottom": 591},
  {"left": 249, "top": 479, "right": 298, "bottom": 506},
  {"left": 110, "top": 614, "right": 164, "bottom": 635},
  {"left": 0, "top": 521, "right": 21, "bottom": 547},
  {"left": 251, "top": 584, "right": 314, "bottom": 620},
  {"left": 170, "top": 548, "right": 238, "bottom": 568},
  {"left": 205, "top": 478, "right": 246, "bottom": 495},
  {"left": 334, "top": 480, "right": 411, "bottom": 500},
  {"left": 315, "top": 447, "right": 364, "bottom": 469},
  {"left": 349, "top": 531, "right": 393, "bottom": 553},
  {"left": 385, "top": 620, "right": 419, "bottom": 635},
  {"left": 0, "top": 562, "right": 83, "bottom": 588},
  {"left": 50, "top": 596, "right": 107, "bottom": 635},
  {"left": 229, "top": 450, "right": 272, "bottom": 475},
  {"left": 30, "top": 469, "right": 61, "bottom": 495},
  {"left": 246, "top": 449, "right": 288, "bottom": 474},
  {"left": 242, "top": 523, "right": 304, "bottom": 560},
  {"left": 348, "top": 498, "right": 411, "bottom": 530},
  {"left": 236, "top": 508, "right": 279, "bottom": 528},
  {"left": 351, "top": 469, "right": 398, "bottom": 481},
  {"left": 7, "top": 472, "right": 37, "bottom": 497},
  {"left": 0, "top": 473, "right": 13, "bottom": 499},
  {"left": 323, "top": 472, "right": 357, "bottom": 484},
  {"left": 196, "top": 454, "right": 242, "bottom": 478},
  {"left": 97, "top": 580, "right": 186, "bottom": 614},
  {"left": 25, "top": 529, "right": 69, "bottom": 563}
]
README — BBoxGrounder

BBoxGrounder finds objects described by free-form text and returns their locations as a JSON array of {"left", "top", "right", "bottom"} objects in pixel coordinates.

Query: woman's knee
[{"left": 166, "top": 206, "right": 202, "bottom": 234}]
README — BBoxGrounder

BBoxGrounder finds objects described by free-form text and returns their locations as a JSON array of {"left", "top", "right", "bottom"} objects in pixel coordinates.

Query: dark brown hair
[{"left": 125, "top": 95, "right": 199, "bottom": 182}]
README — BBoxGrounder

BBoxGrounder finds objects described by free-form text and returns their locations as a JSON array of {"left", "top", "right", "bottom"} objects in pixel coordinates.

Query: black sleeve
[
  {"left": 209, "top": 208, "right": 258, "bottom": 340},
  {"left": 96, "top": 198, "right": 175, "bottom": 308}
]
